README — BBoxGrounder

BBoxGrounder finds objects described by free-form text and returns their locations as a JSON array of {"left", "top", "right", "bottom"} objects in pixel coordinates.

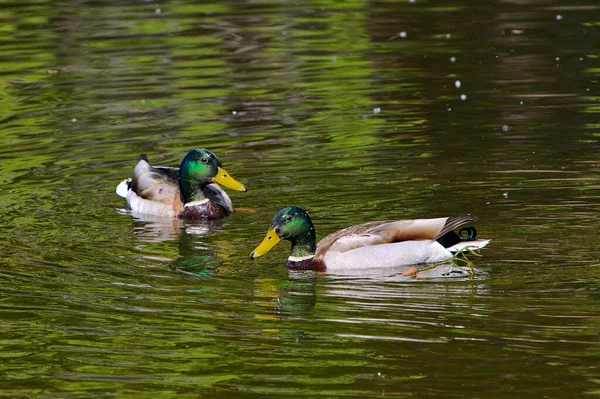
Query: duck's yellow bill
[
  {"left": 214, "top": 167, "right": 247, "bottom": 192},
  {"left": 250, "top": 228, "right": 280, "bottom": 259}
]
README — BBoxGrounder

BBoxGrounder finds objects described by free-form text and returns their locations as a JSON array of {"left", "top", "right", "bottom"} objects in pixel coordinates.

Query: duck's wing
[
  {"left": 315, "top": 216, "right": 475, "bottom": 258},
  {"left": 203, "top": 183, "right": 234, "bottom": 212},
  {"left": 130, "top": 155, "right": 181, "bottom": 205}
]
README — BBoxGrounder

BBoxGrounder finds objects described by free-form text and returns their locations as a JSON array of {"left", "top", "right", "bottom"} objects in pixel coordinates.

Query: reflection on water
[
  {"left": 118, "top": 208, "right": 217, "bottom": 243},
  {"left": 319, "top": 262, "right": 474, "bottom": 280},
  {"left": 118, "top": 208, "right": 186, "bottom": 243},
  {"left": 1, "top": 0, "right": 599, "bottom": 397}
]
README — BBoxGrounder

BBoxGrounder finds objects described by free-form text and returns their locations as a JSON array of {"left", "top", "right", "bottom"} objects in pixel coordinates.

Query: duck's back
[
  {"left": 316, "top": 217, "right": 467, "bottom": 256},
  {"left": 131, "top": 157, "right": 181, "bottom": 205},
  {"left": 314, "top": 216, "right": 477, "bottom": 271},
  {"left": 126, "top": 157, "right": 183, "bottom": 217}
]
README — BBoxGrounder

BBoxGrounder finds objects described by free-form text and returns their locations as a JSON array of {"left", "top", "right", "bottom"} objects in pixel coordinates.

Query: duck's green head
[
  {"left": 250, "top": 206, "right": 316, "bottom": 259},
  {"left": 179, "top": 148, "right": 247, "bottom": 192}
]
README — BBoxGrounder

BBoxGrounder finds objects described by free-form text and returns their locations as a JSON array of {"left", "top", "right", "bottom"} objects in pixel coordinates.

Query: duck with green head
[
  {"left": 250, "top": 206, "right": 490, "bottom": 272},
  {"left": 116, "top": 148, "right": 247, "bottom": 220}
]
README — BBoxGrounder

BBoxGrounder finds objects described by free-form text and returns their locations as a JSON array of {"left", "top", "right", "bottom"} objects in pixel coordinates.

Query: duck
[
  {"left": 116, "top": 148, "right": 247, "bottom": 220},
  {"left": 250, "top": 206, "right": 490, "bottom": 272}
]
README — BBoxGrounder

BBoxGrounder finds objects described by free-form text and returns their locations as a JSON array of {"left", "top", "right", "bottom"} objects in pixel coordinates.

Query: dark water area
[{"left": 1, "top": 0, "right": 599, "bottom": 397}]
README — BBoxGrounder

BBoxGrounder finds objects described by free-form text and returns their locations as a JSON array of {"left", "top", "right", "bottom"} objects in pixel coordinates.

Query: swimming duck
[
  {"left": 116, "top": 148, "right": 247, "bottom": 220},
  {"left": 250, "top": 206, "right": 490, "bottom": 272}
]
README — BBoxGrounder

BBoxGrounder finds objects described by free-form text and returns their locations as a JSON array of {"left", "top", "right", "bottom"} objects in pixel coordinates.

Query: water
[{"left": 1, "top": 0, "right": 599, "bottom": 397}]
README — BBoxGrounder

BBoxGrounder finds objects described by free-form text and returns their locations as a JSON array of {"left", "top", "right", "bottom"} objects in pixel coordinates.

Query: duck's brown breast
[{"left": 178, "top": 201, "right": 229, "bottom": 220}]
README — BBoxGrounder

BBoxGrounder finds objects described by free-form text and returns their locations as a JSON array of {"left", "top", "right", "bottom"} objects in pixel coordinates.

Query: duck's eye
[
  {"left": 285, "top": 215, "right": 293, "bottom": 222},
  {"left": 200, "top": 157, "right": 209, "bottom": 164}
]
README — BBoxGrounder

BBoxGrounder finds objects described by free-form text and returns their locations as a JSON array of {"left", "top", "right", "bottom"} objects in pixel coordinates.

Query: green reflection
[{"left": 0, "top": 0, "right": 599, "bottom": 398}]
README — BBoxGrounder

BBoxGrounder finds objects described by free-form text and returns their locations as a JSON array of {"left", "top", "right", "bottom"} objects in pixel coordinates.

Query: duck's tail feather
[
  {"left": 437, "top": 224, "right": 490, "bottom": 253},
  {"left": 437, "top": 224, "right": 479, "bottom": 247},
  {"left": 437, "top": 215, "right": 476, "bottom": 239},
  {"left": 447, "top": 239, "right": 491, "bottom": 253},
  {"left": 116, "top": 178, "right": 131, "bottom": 198}
]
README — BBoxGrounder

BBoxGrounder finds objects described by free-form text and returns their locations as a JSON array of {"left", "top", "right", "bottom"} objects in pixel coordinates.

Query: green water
[{"left": 1, "top": 0, "right": 599, "bottom": 397}]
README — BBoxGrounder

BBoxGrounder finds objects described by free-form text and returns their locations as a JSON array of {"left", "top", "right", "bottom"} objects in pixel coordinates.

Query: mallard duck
[
  {"left": 116, "top": 148, "right": 247, "bottom": 220},
  {"left": 250, "top": 206, "right": 490, "bottom": 272}
]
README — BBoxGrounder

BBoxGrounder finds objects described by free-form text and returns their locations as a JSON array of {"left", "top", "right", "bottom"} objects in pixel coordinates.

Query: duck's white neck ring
[{"left": 288, "top": 255, "right": 315, "bottom": 262}]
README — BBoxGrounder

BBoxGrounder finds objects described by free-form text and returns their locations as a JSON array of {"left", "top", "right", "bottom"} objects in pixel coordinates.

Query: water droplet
[
  {"left": 71, "top": 118, "right": 77, "bottom": 123},
  {"left": 520, "top": 101, "right": 523, "bottom": 105},
  {"left": 446, "top": 33, "right": 451, "bottom": 39},
  {"left": 449, "top": 56, "right": 456, "bottom": 63},
  {"left": 408, "top": 0, "right": 416, "bottom": 3},
  {"left": 502, "top": 125, "right": 509, "bottom": 132},
  {"left": 555, "top": 57, "right": 560, "bottom": 62},
  {"left": 447, "top": 107, "right": 452, "bottom": 112},
  {"left": 373, "top": 107, "right": 381, "bottom": 114},
  {"left": 556, "top": 14, "right": 563, "bottom": 21},
  {"left": 455, "top": 80, "right": 461, "bottom": 89},
  {"left": 460, "top": 94, "right": 467, "bottom": 101},
  {"left": 398, "top": 31, "right": 407, "bottom": 38},
  {"left": 232, "top": 111, "right": 237, "bottom": 115}
]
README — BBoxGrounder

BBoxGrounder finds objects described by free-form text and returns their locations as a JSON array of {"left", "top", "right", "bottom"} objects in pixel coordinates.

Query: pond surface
[{"left": 1, "top": 0, "right": 599, "bottom": 397}]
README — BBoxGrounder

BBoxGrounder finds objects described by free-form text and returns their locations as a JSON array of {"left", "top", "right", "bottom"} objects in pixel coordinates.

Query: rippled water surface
[{"left": 1, "top": 0, "right": 599, "bottom": 397}]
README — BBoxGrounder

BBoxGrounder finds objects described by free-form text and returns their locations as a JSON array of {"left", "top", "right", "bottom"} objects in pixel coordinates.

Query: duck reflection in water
[
  {"left": 116, "top": 208, "right": 219, "bottom": 243},
  {"left": 116, "top": 208, "right": 225, "bottom": 275}
]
